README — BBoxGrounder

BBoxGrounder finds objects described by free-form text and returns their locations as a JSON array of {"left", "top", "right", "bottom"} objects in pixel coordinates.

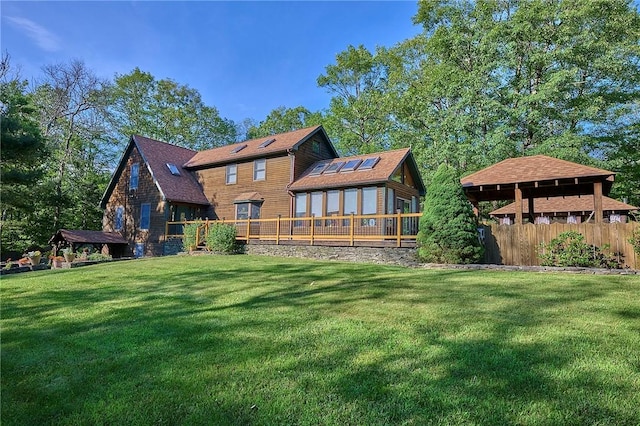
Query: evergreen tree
[{"left": 417, "top": 164, "right": 483, "bottom": 264}]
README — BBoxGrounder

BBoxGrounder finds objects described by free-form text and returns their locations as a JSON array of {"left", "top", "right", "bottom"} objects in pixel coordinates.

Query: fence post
[
  {"left": 310, "top": 215, "right": 315, "bottom": 246},
  {"left": 247, "top": 217, "right": 251, "bottom": 242},
  {"left": 276, "top": 215, "right": 281, "bottom": 245},
  {"left": 350, "top": 214, "right": 355, "bottom": 247},
  {"left": 397, "top": 211, "right": 402, "bottom": 247}
]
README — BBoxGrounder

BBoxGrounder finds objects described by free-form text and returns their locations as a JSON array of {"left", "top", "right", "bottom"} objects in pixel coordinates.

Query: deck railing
[{"left": 166, "top": 213, "right": 422, "bottom": 248}]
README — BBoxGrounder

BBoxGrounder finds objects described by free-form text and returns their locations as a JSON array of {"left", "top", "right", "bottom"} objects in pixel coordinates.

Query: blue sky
[{"left": 2, "top": 1, "right": 422, "bottom": 124}]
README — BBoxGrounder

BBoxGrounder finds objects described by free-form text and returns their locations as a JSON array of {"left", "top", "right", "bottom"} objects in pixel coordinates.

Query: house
[
  {"left": 490, "top": 195, "right": 638, "bottom": 225},
  {"left": 101, "top": 126, "right": 425, "bottom": 256}
]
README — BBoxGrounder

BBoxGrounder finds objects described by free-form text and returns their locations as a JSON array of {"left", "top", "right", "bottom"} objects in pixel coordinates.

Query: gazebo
[
  {"left": 461, "top": 155, "right": 616, "bottom": 224},
  {"left": 49, "top": 229, "right": 128, "bottom": 258}
]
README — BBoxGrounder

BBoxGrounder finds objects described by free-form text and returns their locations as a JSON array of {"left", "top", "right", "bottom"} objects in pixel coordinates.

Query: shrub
[
  {"left": 628, "top": 227, "right": 640, "bottom": 255},
  {"left": 206, "top": 223, "right": 238, "bottom": 254},
  {"left": 87, "top": 253, "right": 112, "bottom": 262},
  {"left": 538, "top": 231, "right": 622, "bottom": 269},
  {"left": 182, "top": 223, "right": 201, "bottom": 251},
  {"left": 417, "top": 164, "right": 484, "bottom": 264}
]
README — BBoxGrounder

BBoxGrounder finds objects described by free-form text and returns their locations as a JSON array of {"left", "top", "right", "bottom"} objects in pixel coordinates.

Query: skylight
[
  {"left": 231, "top": 144, "right": 247, "bottom": 154},
  {"left": 258, "top": 138, "right": 275, "bottom": 148},
  {"left": 324, "top": 161, "right": 345, "bottom": 174},
  {"left": 309, "top": 163, "right": 329, "bottom": 176},
  {"left": 166, "top": 163, "right": 181, "bottom": 176},
  {"left": 358, "top": 157, "right": 380, "bottom": 170},
  {"left": 341, "top": 159, "right": 362, "bottom": 172}
]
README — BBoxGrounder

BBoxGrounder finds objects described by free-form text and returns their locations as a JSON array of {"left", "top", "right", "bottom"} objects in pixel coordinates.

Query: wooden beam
[
  {"left": 594, "top": 181, "right": 603, "bottom": 224},
  {"left": 515, "top": 187, "right": 523, "bottom": 225}
]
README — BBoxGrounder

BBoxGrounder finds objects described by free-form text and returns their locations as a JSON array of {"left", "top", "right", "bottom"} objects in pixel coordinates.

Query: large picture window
[
  {"left": 140, "top": 203, "right": 151, "bottom": 230},
  {"left": 326, "top": 190, "right": 340, "bottom": 226},
  {"left": 115, "top": 206, "right": 124, "bottom": 231},
  {"left": 362, "top": 187, "right": 377, "bottom": 226},
  {"left": 226, "top": 164, "right": 237, "bottom": 184},
  {"left": 343, "top": 189, "right": 357, "bottom": 226},
  {"left": 311, "top": 192, "right": 323, "bottom": 225},
  {"left": 130, "top": 163, "right": 139, "bottom": 190},
  {"left": 254, "top": 158, "right": 266, "bottom": 181}
]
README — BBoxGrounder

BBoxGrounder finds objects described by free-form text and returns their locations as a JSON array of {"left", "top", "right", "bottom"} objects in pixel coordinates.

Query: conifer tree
[{"left": 417, "top": 164, "right": 483, "bottom": 264}]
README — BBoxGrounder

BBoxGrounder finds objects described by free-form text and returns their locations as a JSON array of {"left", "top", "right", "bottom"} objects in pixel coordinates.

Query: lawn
[{"left": 2, "top": 255, "right": 639, "bottom": 425}]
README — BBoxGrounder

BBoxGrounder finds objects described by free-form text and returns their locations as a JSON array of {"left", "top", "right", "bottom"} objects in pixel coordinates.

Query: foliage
[
  {"left": 86, "top": 252, "right": 112, "bottom": 262},
  {"left": 628, "top": 227, "right": 640, "bottom": 255},
  {"left": 538, "top": 231, "right": 623, "bottom": 268},
  {"left": 107, "top": 68, "right": 237, "bottom": 150},
  {"left": 417, "top": 164, "right": 483, "bottom": 264},
  {"left": 182, "top": 223, "right": 201, "bottom": 251},
  {"left": 246, "top": 106, "right": 323, "bottom": 140},
  {"left": 2, "top": 256, "right": 639, "bottom": 425},
  {"left": 205, "top": 223, "right": 239, "bottom": 254}
]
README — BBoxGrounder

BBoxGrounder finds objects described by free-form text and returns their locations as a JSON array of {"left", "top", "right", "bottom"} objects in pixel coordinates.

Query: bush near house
[
  {"left": 206, "top": 223, "right": 239, "bottom": 254},
  {"left": 538, "top": 231, "right": 622, "bottom": 268},
  {"left": 182, "top": 222, "right": 201, "bottom": 251},
  {"left": 417, "top": 164, "right": 483, "bottom": 264}
]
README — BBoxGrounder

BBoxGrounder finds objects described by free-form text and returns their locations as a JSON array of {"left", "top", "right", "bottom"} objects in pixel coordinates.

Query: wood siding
[
  {"left": 292, "top": 134, "right": 337, "bottom": 180},
  {"left": 195, "top": 155, "right": 294, "bottom": 220},
  {"left": 102, "top": 146, "right": 167, "bottom": 256}
]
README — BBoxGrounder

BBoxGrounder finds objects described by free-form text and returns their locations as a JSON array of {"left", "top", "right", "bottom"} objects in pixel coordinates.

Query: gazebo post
[
  {"left": 514, "top": 185, "right": 523, "bottom": 225},
  {"left": 528, "top": 197, "right": 535, "bottom": 224},
  {"left": 594, "top": 181, "right": 603, "bottom": 224}
]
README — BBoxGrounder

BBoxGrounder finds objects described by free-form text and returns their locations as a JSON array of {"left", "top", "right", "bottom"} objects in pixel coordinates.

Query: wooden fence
[
  {"left": 166, "top": 213, "right": 422, "bottom": 248},
  {"left": 482, "top": 222, "right": 639, "bottom": 269}
]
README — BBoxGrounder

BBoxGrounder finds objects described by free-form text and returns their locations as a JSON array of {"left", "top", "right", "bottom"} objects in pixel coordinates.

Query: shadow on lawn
[{"left": 2, "top": 258, "right": 639, "bottom": 425}]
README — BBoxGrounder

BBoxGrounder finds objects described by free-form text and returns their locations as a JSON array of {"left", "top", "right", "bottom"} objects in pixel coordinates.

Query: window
[
  {"left": 309, "top": 163, "right": 328, "bottom": 176},
  {"left": 115, "top": 206, "right": 124, "bottom": 231},
  {"left": 359, "top": 157, "right": 380, "bottom": 170},
  {"left": 326, "top": 190, "right": 340, "bottom": 226},
  {"left": 236, "top": 203, "right": 260, "bottom": 220},
  {"left": 166, "top": 163, "right": 181, "bottom": 176},
  {"left": 231, "top": 144, "right": 247, "bottom": 154},
  {"left": 387, "top": 188, "right": 395, "bottom": 214},
  {"left": 311, "top": 192, "right": 323, "bottom": 225},
  {"left": 324, "top": 161, "right": 345, "bottom": 174},
  {"left": 226, "top": 164, "right": 237, "bottom": 184},
  {"left": 362, "top": 187, "right": 377, "bottom": 226},
  {"left": 140, "top": 203, "right": 151, "bottom": 230},
  {"left": 341, "top": 159, "right": 361, "bottom": 172},
  {"left": 312, "top": 141, "right": 320, "bottom": 154},
  {"left": 343, "top": 188, "right": 357, "bottom": 226},
  {"left": 130, "top": 163, "right": 139, "bottom": 190},
  {"left": 254, "top": 158, "right": 266, "bottom": 181},
  {"left": 295, "top": 193, "right": 307, "bottom": 226},
  {"left": 259, "top": 138, "right": 275, "bottom": 148}
]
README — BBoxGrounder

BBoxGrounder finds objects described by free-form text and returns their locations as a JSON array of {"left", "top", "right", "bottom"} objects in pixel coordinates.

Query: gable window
[
  {"left": 115, "top": 206, "right": 124, "bottom": 231},
  {"left": 226, "top": 164, "right": 237, "bottom": 184},
  {"left": 312, "top": 141, "right": 321, "bottom": 154},
  {"left": 254, "top": 158, "right": 266, "bottom": 181},
  {"left": 140, "top": 203, "right": 151, "bottom": 230},
  {"left": 130, "top": 163, "right": 139, "bottom": 190}
]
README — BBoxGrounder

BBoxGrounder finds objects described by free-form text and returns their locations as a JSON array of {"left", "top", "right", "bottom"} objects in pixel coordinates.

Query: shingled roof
[
  {"left": 184, "top": 125, "right": 337, "bottom": 169},
  {"left": 289, "top": 148, "right": 426, "bottom": 195},
  {"left": 49, "top": 229, "right": 128, "bottom": 245},
  {"left": 461, "top": 155, "right": 614, "bottom": 187},
  {"left": 100, "top": 135, "right": 210, "bottom": 208},
  {"left": 490, "top": 195, "right": 638, "bottom": 216}
]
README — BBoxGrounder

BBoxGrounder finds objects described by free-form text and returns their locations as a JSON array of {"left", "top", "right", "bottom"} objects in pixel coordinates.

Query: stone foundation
[{"left": 244, "top": 244, "right": 421, "bottom": 268}]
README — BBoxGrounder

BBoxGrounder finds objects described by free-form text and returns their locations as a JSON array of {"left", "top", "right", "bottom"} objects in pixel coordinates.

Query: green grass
[{"left": 2, "top": 255, "right": 639, "bottom": 425}]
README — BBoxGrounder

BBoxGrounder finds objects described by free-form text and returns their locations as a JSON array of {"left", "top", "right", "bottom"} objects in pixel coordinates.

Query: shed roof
[
  {"left": 184, "top": 125, "right": 337, "bottom": 169},
  {"left": 289, "top": 148, "right": 426, "bottom": 195},
  {"left": 490, "top": 195, "right": 638, "bottom": 216},
  {"left": 49, "top": 229, "right": 128, "bottom": 245}
]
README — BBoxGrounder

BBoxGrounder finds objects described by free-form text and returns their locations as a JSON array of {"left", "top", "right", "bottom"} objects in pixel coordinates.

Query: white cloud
[{"left": 6, "top": 16, "right": 61, "bottom": 52}]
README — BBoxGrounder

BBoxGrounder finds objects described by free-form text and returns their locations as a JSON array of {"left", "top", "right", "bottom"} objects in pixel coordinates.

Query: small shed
[
  {"left": 49, "top": 229, "right": 128, "bottom": 258},
  {"left": 461, "top": 155, "right": 616, "bottom": 224}
]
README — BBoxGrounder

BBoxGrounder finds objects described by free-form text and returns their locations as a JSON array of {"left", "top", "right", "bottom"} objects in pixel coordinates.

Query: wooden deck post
[
  {"left": 349, "top": 214, "right": 355, "bottom": 247},
  {"left": 247, "top": 217, "right": 251, "bottom": 242},
  {"left": 310, "top": 215, "right": 315, "bottom": 246},
  {"left": 396, "top": 211, "right": 402, "bottom": 247},
  {"left": 276, "top": 215, "right": 281, "bottom": 245}
]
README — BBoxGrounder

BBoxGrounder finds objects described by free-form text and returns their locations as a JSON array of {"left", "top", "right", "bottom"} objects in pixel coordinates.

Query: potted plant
[
  {"left": 27, "top": 250, "right": 42, "bottom": 266},
  {"left": 50, "top": 255, "right": 64, "bottom": 269},
  {"left": 62, "top": 248, "right": 76, "bottom": 263}
]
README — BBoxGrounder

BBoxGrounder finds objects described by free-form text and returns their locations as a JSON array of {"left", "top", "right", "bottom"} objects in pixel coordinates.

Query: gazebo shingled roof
[
  {"left": 461, "top": 155, "right": 616, "bottom": 224},
  {"left": 490, "top": 195, "right": 637, "bottom": 217}
]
